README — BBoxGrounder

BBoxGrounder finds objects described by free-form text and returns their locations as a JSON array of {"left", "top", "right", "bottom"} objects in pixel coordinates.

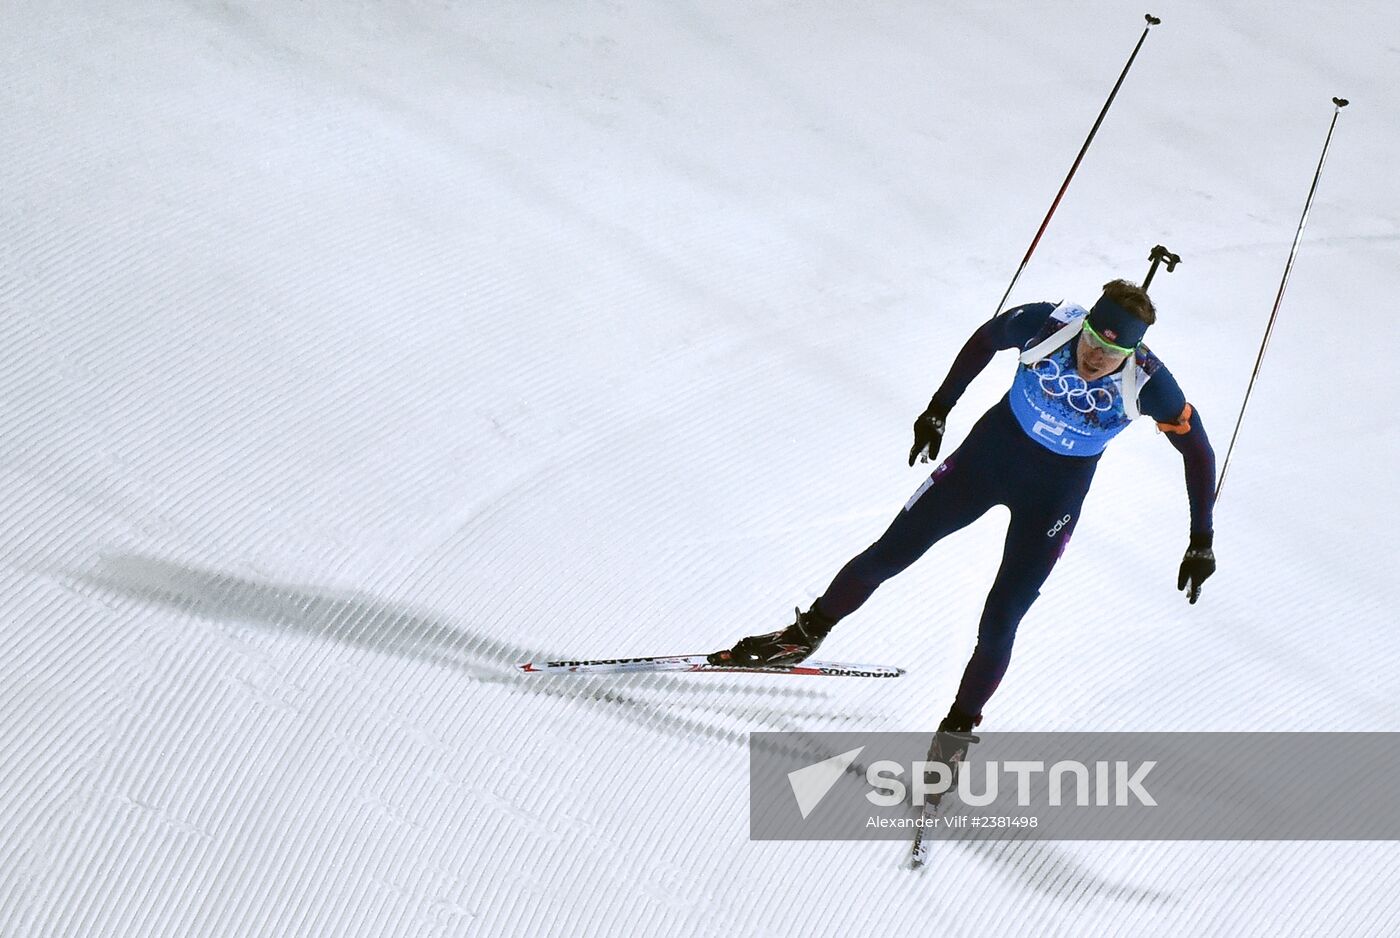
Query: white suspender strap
[
  {"left": 1122, "top": 358, "right": 1140, "bottom": 419},
  {"left": 1018, "top": 316, "right": 1083, "bottom": 365}
]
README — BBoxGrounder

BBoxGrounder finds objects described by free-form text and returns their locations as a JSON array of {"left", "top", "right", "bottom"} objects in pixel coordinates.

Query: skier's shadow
[
  {"left": 71, "top": 552, "right": 1174, "bottom": 905},
  {"left": 70, "top": 552, "right": 849, "bottom": 735}
]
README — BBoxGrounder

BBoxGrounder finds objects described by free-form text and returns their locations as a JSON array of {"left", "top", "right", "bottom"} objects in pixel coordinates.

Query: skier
[{"left": 711, "top": 280, "right": 1217, "bottom": 740}]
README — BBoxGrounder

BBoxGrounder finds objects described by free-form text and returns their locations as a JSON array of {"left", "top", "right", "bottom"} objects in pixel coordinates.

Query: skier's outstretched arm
[
  {"left": 909, "top": 302, "right": 1056, "bottom": 465},
  {"left": 1143, "top": 373, "right": 1218, "bottom": 603}
]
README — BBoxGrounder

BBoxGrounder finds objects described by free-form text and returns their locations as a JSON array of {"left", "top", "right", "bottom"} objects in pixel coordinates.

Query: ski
[
  {"left": 517, "top": 654, "right": 903, "bottom": 678},
  {"left": 909, "top": 731, "right": 978, "bottom": 869},
  {"left": 909, "top": 733, "right": 944, "bottom": 869},
  {"left": 909, "top": 796, "right": 951, "bottom": 869}
]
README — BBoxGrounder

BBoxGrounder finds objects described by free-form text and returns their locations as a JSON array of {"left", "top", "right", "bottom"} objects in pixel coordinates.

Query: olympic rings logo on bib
[{"left": 1032, "top": 359, "right": 1114, "bottom": 413}]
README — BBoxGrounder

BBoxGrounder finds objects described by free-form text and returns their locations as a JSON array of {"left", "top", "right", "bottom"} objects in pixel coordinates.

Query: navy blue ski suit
[{"left": 813, "top": 302, "right": 1216, "bottom": 718}]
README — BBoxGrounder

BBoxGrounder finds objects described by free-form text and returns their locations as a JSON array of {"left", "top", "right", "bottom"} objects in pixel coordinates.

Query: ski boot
[
  {"left": 928, "top": 705, "right": 982, "bottom": 789},
  {"left": 707, "top": 603, "right": 837, "bottom": 667},
  {"left": 909, "top": 706, "right": 984, "bottom": 868}
]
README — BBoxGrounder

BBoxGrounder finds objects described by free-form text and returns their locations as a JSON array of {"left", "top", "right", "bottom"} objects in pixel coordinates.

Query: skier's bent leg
[
  {"left": 816, "top": 459, "right": 991, "bottom": 621},
  {"left": 711, "top": 457, "right": 989, "bottom": 668}
]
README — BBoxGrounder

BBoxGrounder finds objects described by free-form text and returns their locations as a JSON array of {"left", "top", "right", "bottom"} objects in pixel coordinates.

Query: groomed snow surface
[{"left": 4, "top": 1, "right": 1399, "bottom": 935}]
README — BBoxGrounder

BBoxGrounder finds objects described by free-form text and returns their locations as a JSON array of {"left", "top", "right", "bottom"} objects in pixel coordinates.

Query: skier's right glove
[
  {"left": 1177, "top": 532, "right": 1216, "bottom": 604},
  {"left": 908, "top": 401, "right": 949, "bottom": 467}
]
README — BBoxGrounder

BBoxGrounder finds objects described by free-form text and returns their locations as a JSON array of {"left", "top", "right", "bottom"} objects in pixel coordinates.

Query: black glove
[
  {"left": 908, "top": 402, "right": 949, "bottom": 467},
  {"left": 1177, "top": 532, "right": 1216, "bottom": 604}
]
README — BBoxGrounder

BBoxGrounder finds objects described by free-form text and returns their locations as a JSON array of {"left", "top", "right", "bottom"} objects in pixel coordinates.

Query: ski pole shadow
[{"left": 69, "top": 551, "right": 870, "bottom": 738}]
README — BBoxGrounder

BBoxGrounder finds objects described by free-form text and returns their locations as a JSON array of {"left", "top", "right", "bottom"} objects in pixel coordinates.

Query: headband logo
[{"left": 1103, "top": 328, "right": 1119, "bottom": 341}]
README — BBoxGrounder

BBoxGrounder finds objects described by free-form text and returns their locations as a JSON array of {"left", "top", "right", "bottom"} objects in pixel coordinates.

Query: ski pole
[
  {"left": 1216, "top": 97, "right": 1349, "bottom": 499},
  {"left": 990, "top": 13, "right": 1162, "bottom": 319},
  {"left": 1141, "top": 244, "right": 1181, "bottom": 292}
]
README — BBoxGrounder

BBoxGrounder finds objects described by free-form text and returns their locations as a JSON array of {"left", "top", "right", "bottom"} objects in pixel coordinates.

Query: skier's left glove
[
  {"left": 908, "top": 401, "right": 949, "bottom": 467},
  {"left": 1177, "top": 532, "right": 1216, "bottom": 605}
]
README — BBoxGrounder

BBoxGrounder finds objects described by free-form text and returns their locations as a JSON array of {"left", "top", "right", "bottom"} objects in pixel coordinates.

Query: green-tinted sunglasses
[{"left": 1082, "top": 320, "right": 1138, "bottom": 356}]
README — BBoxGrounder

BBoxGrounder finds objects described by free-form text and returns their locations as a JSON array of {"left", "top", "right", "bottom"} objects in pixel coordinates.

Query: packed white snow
[{"left": 3, "top": 0, "right": 1398, "bottom": 935}]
